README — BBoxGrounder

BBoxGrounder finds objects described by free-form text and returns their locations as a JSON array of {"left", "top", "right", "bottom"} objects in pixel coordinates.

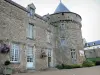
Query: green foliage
[
  {"left": 56, "top": 64, "right": 82, "bottom": 69},
  {"left": 4, "top": 60, "right": 11, "bottom": 66},
  {"left": 82, "top": 60, "right": 95, "bottom": 67},
  {"left": 86, "top": 57, "right": 100, "bottom": 61},
  {"left": 86, "top": 58, "right": 100, "bottom": 65},
  {"left": 56, "top": 61, "right": 95, "bottom": 69},
  {"left": 71, "top": 64, "right": 82, "bottom": 68},
  {"left": 55, "top": 65, "right": 63, "bottom": 69}
]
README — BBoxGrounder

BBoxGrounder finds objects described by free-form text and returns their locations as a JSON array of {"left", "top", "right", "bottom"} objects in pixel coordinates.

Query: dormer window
[
  {"left": 87, "top": 44, "right": 89, "bottom": 47},
  {"left": 27, "top": 3, "right": 36, "bottom": 17},
  {"left": 93, "top": 43, "right": 95, "bottom": 46},
  {"left": 30, "top": 8, "right": 35, "bottom": 16}
]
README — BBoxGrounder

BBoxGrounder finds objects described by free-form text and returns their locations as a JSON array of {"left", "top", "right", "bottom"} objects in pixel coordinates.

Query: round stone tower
[{"left": 48, "top": 1, "right": 84, "bottom": 65}]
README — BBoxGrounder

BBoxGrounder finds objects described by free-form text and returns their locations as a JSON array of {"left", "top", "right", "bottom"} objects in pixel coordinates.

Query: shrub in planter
[
  {"left": 0, "top": 44, "right": 10, "bottom": 53},
  {"left": 4, "top": 60, "right": 11, "bottom": 66},
  {"left": 3, "top": 60, "right": 12, "bottom": 75},
  {"left": 82, "top": 60, "right": 95, "bottom": 67}
]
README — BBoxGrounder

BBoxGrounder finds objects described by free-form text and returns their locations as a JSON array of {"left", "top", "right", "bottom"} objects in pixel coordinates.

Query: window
[
  {"left": 86, "top": 44, "right": 90, "bottom": 47},
  {"left": 93, "top": 43, "right": 95, "bottom": 46},
  {"left": 47, "top": 31, "right": 51, "bottom": 43},
  {"left": 10, "top": 43, "right": 20, "bottom": 63},
  {"left": 30, "top": 8, "right": 35, "bottom": 16},
  {"left": 60, "top": 23, "right": 65, "bottom": 30},
  {"left": 60, "top": 38, "right": 66, "bottom": 46},
  {"left": 27, "top": 46, "right": 33, "bottom": 62},
  {"left": 27, "top": 24, "right": 34, "bottom": 39},
  {"left": 71, "top": 49, "right": 76, "bottom": 58},
  {"left": 71, "top": 49, "right": 76, "bottom": 64},
  {"left": 48, "top": 49, "right": 52, "bottom": 57}
]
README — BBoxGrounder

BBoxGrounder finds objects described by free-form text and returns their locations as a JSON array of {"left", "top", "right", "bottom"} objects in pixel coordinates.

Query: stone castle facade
[{"left": 0, "top": 0, "right": 84, "bottom": 73}]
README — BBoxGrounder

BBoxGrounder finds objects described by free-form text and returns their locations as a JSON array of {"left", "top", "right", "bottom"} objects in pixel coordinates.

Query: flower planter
[
  {"left": 0, "top": 43, "right": 10, "bottom": 54},
  {"left": 40, "top": 52, "right": 47, "bottom": 58},
  {"left": 3, "top": 67, "right": 12, "bottom": 75}
]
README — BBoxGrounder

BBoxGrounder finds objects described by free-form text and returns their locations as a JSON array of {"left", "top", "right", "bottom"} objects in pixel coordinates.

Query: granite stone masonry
[{"left": 0, "top": 0, "right": 84, "bottom": 73}]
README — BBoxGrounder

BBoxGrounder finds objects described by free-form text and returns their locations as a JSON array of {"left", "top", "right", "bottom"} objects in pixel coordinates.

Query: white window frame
[
  {"left": 71, "top": 49, "right": 76, "bottom": 59},
  {"left": 48, "top": 49, "right": 52, "bottom": 57},
  {"left": 10, "top": 43, "right": 20, "bottom": 63},
  {"left": 27, "top": 46, "right": 34, "bottom": 62},
  {"left": 47, "top": 48, "right": 53, "bottom": 67},
  {"left": 27, "top": 24, "right": 34, "bottom": 39}
]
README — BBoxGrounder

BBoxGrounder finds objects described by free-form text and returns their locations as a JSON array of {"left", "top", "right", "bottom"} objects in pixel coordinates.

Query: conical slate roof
[{"left": 54, "top": 2, "right": 70, "bottom": 13}]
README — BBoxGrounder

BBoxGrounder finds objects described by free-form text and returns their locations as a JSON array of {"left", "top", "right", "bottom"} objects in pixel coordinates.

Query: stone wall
[
  {"left": 84, "top": 49, "right": 100, "bottom": 58},
  {"left": 0, "top": 0, "right": 84, "bottom": 73},
  {"left": 0, "top": 0, "right": 55, "bottom": 73},
  {"left": 49, "top": 12, "right": 84, "bottom": 65}
]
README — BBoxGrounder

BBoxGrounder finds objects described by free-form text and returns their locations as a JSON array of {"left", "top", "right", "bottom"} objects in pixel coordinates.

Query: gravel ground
[{"left": 13, "top": 66, "right": 100, "bottom": 75}]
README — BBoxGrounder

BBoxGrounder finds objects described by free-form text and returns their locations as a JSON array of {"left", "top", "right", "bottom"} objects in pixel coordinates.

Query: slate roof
[
  {"left": 54, "top": 2, "right": 70, "bottom": 13},
  {"left": 85, "top": 40, "right": 100, "bottom": 47}
]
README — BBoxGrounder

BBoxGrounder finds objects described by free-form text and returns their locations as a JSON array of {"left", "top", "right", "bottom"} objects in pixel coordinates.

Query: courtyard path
[{"left": 13, "top": 66, "right": 100, "bottom": 75}]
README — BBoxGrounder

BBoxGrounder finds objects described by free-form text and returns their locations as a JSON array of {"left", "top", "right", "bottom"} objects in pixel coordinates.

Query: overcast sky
[{"left": 13, "top": 0, "right": 100, "bottom": 42}]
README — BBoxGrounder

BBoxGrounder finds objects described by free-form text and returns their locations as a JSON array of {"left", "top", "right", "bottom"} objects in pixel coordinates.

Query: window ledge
[
  {"left": 10, "top": 61, "right": 20, "bottom": 64},
  {"left": 26, "top": 37, "right": 35, "bottom": 40},
  {"left": 26, "top": 68, "right": 35, "bottom": 70}
]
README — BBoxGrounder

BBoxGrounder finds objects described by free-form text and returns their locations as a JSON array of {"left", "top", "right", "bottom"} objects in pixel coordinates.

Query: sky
[{"left": 13, "top": 0, "right": 100, "bottom": 42}]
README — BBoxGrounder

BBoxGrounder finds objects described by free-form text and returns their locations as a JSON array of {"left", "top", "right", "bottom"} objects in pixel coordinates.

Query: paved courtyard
[{"left": 13, "top": 66, "right": 100, "bottom": 75}]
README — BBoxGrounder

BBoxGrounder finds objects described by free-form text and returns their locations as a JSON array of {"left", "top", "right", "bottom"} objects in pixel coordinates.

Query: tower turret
[{"left": 49, "top": 1, "right": 84, "bottom": 65}]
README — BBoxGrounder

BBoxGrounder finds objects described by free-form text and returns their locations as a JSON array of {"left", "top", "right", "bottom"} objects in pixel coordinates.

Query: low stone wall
[{"left": 84, "top": 49, "right": 100, "bottom": 58}]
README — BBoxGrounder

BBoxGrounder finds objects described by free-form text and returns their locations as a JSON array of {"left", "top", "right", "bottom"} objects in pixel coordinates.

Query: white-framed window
[
  {"left": 27, "top": 46, "right": 33, "bottom": 62},
  {"left": 71, "top": 49, "right": 76, "bottom": 59},
  {"left": 48, "top": 49, "right": 52, "bottom": 57},
  {"left": 10, "top": 43, "right": 20, "bottom": 63},
  {"left": 27, "top": 24, "right": 34, "bottom": 39}
]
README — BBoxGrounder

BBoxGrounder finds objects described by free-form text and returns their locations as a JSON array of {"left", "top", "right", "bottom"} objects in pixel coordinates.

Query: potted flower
[
  {"left": 0, "top": 44, "right": 10, "bottom": 54},
  {"left": 3, "top": 60, "right": 12, "bottom": 75}
]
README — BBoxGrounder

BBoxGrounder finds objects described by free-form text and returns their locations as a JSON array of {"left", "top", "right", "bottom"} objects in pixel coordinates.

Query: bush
[
  {"left": 56, "top": 64, "right": 82, "bottom": 69},
  {"left": 63, "top": 64, "right": 73, "bottom": 69},
  {"left": 4, "top": 60, "right": 11, "bottom": 66},
  {"left": 71, "top": 64, "right": 82, "bottom": 68},
  {"left": 95, "top": 61, "right": 100, "bottom": 65},
  {"left": 56, "top": 65, "right": 63, "bottom": 69},
  {"left": 86, "top": 58, "right": 100, "bottom": 66},
  {"left": 82, "top": 60, "right": 95, "bottom": 67}
]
